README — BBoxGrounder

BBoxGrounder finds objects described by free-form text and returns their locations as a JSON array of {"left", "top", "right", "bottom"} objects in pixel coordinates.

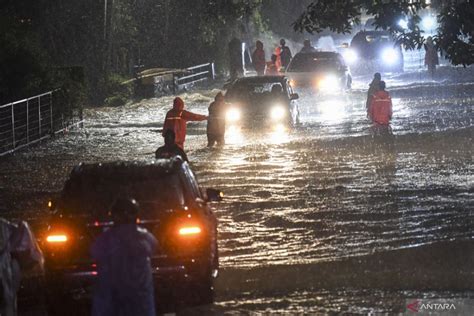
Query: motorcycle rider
[
  {"left": 91, "top": 198, "right": 158, "bottom": 316},
  {"left": 368, "top": 81, "right": 392, "bottom": 125},
  {"left": 162, "top": 97, "right": 207, "bottom": 149}
]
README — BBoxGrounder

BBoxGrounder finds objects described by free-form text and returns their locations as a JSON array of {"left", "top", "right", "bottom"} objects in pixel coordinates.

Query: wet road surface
[{"left": 1, "top": 65, "right": 473, "bottom": 314}]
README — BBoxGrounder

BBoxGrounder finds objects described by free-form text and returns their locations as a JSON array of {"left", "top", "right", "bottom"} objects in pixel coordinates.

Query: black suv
[{"left": 42, "top": 158, "right": 222, "bottom": 314}]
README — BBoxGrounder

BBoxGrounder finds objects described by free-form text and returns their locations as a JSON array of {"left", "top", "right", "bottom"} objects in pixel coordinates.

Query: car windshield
[
  {"left": 287, "top": 54, "right": 341, "bottom": 72},
  {"left": 226, "top": 82, "right": 285, "bottom": 101},
  {"left": 60, "top": 172, "right": 185, "bottom": 218}
]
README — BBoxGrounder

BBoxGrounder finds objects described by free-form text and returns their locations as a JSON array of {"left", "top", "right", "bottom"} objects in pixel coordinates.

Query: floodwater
[{"left": 1, "top": 63, "right": 473, "bottom": 314}]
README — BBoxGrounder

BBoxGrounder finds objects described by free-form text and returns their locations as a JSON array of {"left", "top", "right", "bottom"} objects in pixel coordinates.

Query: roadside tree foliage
[
  {"left": 293, "top": 0, "right": 474, "bottom": 66},
  {"left": 1, "top": 0, "right": 260, "bottom": 104}
]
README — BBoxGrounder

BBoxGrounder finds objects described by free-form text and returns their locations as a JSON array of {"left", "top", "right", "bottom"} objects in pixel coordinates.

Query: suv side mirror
[
  {"left": 206, "top": 188, "right": 223, "bottom": 202},
  {"left": 290, "top": 93, "right": 299, "bottom": 100}
]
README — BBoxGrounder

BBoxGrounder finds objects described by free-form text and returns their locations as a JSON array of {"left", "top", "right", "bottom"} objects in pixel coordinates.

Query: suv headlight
[
  {"left": 342, "top": 49, "right": 358, "bottom": 64},
  {"left": 226, "top": 108, "right": 241, "bottom": 122},
  {"left": 270, "top": 105, "right": 286, "bottom": 121},
  {"left": 318, "top": 75, "right": 339, "bottom": 90},
  {"left": 381, "top": 48, "right": 399, "bottom": 65}
]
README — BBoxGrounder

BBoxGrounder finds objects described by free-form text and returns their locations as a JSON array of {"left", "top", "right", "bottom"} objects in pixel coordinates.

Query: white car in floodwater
[{"left": 285, "top": 51, "right": 352, "bottom": 93}]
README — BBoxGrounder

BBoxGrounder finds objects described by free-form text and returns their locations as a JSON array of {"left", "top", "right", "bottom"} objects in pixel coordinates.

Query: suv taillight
[
  {"left": 178, "top": 226, "right": 202, "bottom": 236},
  {"left": 46, "top": 234, "right": 68, "bottom": 243}
]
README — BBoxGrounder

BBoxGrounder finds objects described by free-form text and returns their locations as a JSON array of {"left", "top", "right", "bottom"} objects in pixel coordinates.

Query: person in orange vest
[
  {"left": 265, "top": 54, "right": 279, "bottom": 76},
  {"left": 252, "top": 40, "right": 266, "bottom": 76},
  {"left": 368, "top": 81, "right": 392, "bottom": 125},
  {"left": 162, "top": 97, "right": 207, "bottom": 149}
]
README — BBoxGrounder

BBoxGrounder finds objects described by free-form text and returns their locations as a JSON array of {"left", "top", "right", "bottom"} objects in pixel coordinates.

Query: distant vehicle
[
  {"left": 42, "top": 158, "right": 222, "bottom": 314},
  {"left": 342, "top": 30, "right": 404, "bottom": 73},
  {"left": 285, "top": 51, "right": 352, "bottom": 93},
  {"left": 224, "top": 76, "right": 300, "bottom": 129}
]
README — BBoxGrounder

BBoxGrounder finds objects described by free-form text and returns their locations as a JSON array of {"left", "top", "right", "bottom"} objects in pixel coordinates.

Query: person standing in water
[{"left": 162, "top": 97, "right": 208, "bottom": 149}]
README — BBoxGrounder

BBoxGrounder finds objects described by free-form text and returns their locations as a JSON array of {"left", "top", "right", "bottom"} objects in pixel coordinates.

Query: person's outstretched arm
[{"left": 182, "top": 110, "right": 207, "bottom": 121}]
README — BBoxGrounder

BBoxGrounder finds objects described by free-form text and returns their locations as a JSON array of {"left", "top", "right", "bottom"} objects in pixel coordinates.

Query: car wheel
[{"left": 193, "top": 275, "right": 215, "bottom": 305}]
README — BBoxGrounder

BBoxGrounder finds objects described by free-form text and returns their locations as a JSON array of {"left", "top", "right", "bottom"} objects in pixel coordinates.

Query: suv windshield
[
  {"left": 226, "top": 82, "right": 286, "bottom": 101},
  {"left": 60, "top": 172, "right": 185, "bottom": 218},
  {"left": 287, "top": 54, "right": 342, "bottom": 72}
]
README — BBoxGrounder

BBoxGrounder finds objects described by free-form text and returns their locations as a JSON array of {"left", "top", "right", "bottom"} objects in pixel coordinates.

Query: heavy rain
[{"left": 0, "top": 1, "right": 473, "bottom": 315}]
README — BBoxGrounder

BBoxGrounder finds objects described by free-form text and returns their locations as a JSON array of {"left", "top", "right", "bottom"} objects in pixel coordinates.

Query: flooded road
[{"left": 1, "top": 65, "right": 473, "bottom": 314}]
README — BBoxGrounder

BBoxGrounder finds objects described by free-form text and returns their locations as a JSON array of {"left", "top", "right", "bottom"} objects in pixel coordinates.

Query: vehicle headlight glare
[
  {"left": 226, "top": 108, "right": 241, "bottom": 122},
  {"left": 422, "top": 16, "right": 436, "bottom": 30},
  {"left": 381, "top": 48, "right": 398, "bottom": 65},
  {"left": 318, "top": 75, "right": 339, "bottom": 90},
  {"left": 398, "top": 19, "right": 408, "bottom": 30},
  {"left": 342, "top": 49, "right": 357, "bottom": 64},
  {"left": 270, "top": 106, "right": 286, "bottom": 121}
]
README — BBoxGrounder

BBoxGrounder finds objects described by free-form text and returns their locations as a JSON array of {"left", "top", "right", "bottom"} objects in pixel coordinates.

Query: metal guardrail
[
  {"left": 176, "top": 62, "right": 215, "bottom": 86},
  {"left": 0, "top": 90, "right": 83, "bottom": 156}
]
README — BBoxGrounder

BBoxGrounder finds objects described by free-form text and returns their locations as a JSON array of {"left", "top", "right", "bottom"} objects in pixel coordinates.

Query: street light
[
  {"left": 398, "top": 19, "right": 408, "bottom": 30},
  {"left": 422, "top": 16, "right": 436, "bottom": 31}
]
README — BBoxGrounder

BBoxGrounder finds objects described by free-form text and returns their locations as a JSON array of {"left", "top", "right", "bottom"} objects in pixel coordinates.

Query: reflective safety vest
[{"left": 162, "top": 108, "right": 207, "bottom": 149}]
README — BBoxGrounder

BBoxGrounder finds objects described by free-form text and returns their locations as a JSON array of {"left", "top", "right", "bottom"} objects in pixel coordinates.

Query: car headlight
[
  {"left": 270, "top": 105, "right": 286, "bottom": 121},
  {"left": 318, "top": 75, "right": 339, "bottom": 90},
  {"left": 342, "top": 49, "right": 358, "bottom": 64},
  {"left": 226, "top": 108, "right": 241, "bottom": 122},
  {"left": 381, "top": 48, "right": 399, "bottom": 65}
]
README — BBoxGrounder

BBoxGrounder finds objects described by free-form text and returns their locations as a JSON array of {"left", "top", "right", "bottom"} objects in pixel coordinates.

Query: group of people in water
[
  {"left": 155, "top": 92, "right": 227, "bottom": 159},
  {"left": 229, "top": 37, "right": 317, "bottom": 78},
  {"left": 156, "top": 70, "right": 393, "bottom": 162}
]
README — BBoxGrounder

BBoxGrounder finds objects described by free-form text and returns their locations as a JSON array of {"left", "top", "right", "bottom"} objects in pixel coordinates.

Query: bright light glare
[
  {"left": 46, "top": 234, "right": 68, "bottom": 243},
  {"left": 342, "top": 49, "right": 358, "bottom": 64},
  {"left": 317, "top": 99, "right": 346, "bottom": 122},
  {"left": 422, "top": 16, "right": 436, "bottom": 30},
  {"left": 398, "top": 19, "right": 408, "bottom": 30},
  {"left": 269, "top": 124, "right": 289, "bottom": 144},
  {"left": 381, "top": 48, "right": 399, "bottom": 65},
  {"left": 318, "top": 75, "right": 339, "bottom": 91},
  {"left": 270, "top": 105, "right": 286, "bottom": 121},
  {"left": 225, "top": 125, "right": 243, "bottom": 144},
  {"left": 179, "top": 226, "right": 201, "bottom": 236},
  {"left": 226, "top": 108, "right": 241, "bottom": 122}
]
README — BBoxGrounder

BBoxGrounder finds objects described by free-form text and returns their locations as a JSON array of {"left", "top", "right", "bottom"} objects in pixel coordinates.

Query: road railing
[
  {"left": 0, "top": 90, "right": 83, "bottom": 156},
  {"left": 176, "top": 62, "right": 215, "bottom": 87}
]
